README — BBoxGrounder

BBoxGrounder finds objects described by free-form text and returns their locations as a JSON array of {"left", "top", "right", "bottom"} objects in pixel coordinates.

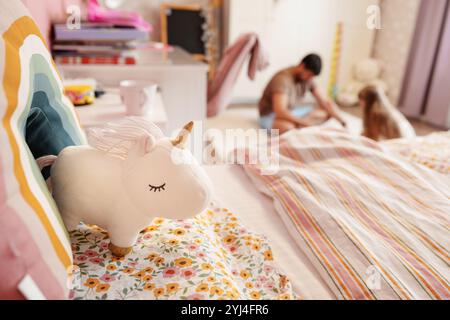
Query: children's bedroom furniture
[
  {"left": 74, "top": 88, "right": 168, "bottom": 132},
  {"left": 58, "top": 47, "right": 208, "bottom": 133}
]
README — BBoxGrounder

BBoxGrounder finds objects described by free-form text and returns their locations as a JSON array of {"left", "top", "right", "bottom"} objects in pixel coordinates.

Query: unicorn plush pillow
[{"left": 41, "top": 118, "right": 213, "bottom": 257}]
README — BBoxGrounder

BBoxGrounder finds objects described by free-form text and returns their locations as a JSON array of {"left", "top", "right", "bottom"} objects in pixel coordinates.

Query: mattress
[{"left": 204, "top": 164, "right": 335, "bottom": 299}]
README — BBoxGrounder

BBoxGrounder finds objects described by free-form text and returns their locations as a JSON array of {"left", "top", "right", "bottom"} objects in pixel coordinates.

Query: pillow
[
  {"left": 0, "top": 1, "right": 86, "bottom": 299},
  {"left": 70, "top": 204, "right": 299, "bottom": 300},
  {"left": 26, "top": 91, "right": 77, "bottom": 179}
]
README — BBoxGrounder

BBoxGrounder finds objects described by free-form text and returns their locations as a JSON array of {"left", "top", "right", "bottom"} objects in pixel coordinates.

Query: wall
[
  {"left": 111, "top": 0, "right": 210, "bottom": 41},
  {"left": 225, "top": 0, "right": 378, "bottom": 103},
  {"left": 22, "top": 0, "right": 83, "bottom": 45},
  {"left": 372, "top": 0, "right": 421, "bottom": 105}
]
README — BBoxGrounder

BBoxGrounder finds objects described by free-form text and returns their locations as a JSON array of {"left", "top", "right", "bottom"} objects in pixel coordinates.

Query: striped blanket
[{"left": 243, "top": 128, "right": 450, "bottom": 300}]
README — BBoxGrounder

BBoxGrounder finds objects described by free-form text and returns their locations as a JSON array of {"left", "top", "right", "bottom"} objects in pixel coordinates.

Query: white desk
[
  {"left": 75, "top": 88, "right": 168, "bottom": 131},
  {"left": 59, "top": 47, "right": 208, "bottom": 134}
]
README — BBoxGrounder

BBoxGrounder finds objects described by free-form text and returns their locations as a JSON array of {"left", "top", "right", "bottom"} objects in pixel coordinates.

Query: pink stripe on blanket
[
  {"left": 247, "top": 165, "right": 373, "bottom": 299},
  {"left": 243, "top": 128, "right": 450, "bottom": 300},
  {"left": 286, "top": 143, "right": 449, "bottom": 299},
  {"left": 328, "top": 152, "right": 450, "bottom": 299}
]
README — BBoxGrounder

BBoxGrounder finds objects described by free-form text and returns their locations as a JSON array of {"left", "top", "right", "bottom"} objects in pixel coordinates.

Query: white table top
[{"left": 75, "top": 87, "right": 168, "bottom": 129}]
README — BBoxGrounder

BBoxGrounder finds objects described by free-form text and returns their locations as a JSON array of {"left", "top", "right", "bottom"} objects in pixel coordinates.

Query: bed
[{"left": 203, "top": 126, "right": 450, "bottom": 300}]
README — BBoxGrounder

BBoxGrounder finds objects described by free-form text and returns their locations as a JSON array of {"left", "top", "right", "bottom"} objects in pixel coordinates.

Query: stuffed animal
[
  {"left": 336, "top": 58, "right": 387, "bottom": 107},
  {"left": 41, "top": 118, "right": 213, "bottom": 257}
]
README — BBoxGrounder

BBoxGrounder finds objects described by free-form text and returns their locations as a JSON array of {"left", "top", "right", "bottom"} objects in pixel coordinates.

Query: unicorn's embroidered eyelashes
[{"left": 148, "top": 183, "right": 166, "bottom": 192}]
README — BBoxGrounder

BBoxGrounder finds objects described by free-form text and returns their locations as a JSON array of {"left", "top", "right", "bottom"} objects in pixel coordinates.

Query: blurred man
[{"left": 259, "top": 53, "right": 346, "bottom": 133}]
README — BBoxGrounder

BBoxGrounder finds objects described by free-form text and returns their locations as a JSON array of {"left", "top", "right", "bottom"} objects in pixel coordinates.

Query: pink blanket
[{"left": 207, "top": 33, "right": 269, "bottom": 117}]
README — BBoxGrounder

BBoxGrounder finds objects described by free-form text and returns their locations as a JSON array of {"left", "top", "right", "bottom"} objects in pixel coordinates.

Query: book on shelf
[
  {"left": 54, "top": 55, "right": 136, "bottom": 65},
  {"left": 53, "top": 23, "right": 149, "bottom": 42}
]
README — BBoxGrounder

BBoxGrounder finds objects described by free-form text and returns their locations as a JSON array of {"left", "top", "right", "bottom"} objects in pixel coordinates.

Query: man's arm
[
  {"left": 311, "top": 87, "right": 347, "bottom": 127},
  {"left": 272, "top": 93, "right": 310, "bottom": 127}
]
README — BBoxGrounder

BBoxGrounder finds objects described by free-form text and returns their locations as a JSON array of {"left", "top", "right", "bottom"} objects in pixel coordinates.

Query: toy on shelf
[
  {"left": 337, "top": 58, "right": 388, "bottom": 107},
  {"left": 38, "top": 118, "right": 213, "bottom": 257},
  {"left": 87, "top": 0, "right": 152, "bottom": 32},
  {"left": 64, "top": 84, "right": 95, "bottom": 106}
]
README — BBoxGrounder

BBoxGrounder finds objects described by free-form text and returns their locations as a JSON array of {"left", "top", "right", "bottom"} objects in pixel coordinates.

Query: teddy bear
[{"left": 336, "top": 58, "right": 388, "bottom": 107}]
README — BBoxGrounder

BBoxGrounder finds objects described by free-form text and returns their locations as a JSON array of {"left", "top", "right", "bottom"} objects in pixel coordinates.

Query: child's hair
[{"left": 358, "top": 86, "right": 401, "bottom": 141}]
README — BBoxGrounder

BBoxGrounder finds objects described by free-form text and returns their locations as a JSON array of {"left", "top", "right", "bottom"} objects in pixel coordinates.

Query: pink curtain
[
  {"left": 400, "top": 0, "right": 450, "bottom": 128},
  {"left": 423, "top": 3, "right": 450, "bottom": 127}
]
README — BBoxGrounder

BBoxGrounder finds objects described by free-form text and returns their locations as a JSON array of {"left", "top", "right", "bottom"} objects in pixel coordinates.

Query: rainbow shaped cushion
[{"left": 0, "top": 1, "right": 85, "bottom": 299}]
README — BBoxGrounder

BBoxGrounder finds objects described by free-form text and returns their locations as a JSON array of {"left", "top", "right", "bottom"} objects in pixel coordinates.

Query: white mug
[{"left": 119, "top": 80, "right": 158, "bottom": 116}]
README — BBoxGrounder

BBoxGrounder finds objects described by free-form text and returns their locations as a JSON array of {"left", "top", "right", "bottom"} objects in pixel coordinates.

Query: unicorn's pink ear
[{"left": 127, "top": 135, "right": 156, "bottom": 161}]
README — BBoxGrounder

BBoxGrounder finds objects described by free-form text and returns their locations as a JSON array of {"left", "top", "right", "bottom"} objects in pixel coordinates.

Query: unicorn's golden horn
[{"left": 171, "top": 121, "right": 194, "bottom": 148}]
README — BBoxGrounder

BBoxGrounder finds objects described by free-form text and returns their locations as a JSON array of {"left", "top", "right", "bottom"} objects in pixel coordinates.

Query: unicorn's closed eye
[{"left": 45, "top": 118, "right": 213, "bottom": 257}]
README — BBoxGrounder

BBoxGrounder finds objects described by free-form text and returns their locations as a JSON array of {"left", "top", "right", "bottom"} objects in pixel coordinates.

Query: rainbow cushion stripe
[{"left": 0, "top": 1, "right": 85, "bottom": 299}]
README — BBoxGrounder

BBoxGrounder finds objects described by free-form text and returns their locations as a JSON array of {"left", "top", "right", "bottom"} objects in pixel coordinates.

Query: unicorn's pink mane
[{"left": 87, "top": 117, "right": 164, "bottom": 159}]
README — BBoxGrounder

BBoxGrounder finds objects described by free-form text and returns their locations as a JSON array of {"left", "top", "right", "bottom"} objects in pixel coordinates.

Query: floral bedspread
[
  {"left": 69, "top": 203, "right": 298, "bottom": 300},
  {"left": 382, "top": 131, "right": 450, "bottom": 175}
]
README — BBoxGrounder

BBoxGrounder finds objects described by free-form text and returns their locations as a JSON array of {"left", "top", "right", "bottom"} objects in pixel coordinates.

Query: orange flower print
[
  {"left": 153, "top": 218, "right": 165, "bottom": 225},
  {"left": 95, "top": 283, "right": 110, "bottom": 293},
  {"left": 146, "top": 253, "right": 158, "bottom": 261},
  {"left": 122, "top": 267, "right": 134, "bottom": 274},
  {"left": 142, "top": 275, "right": 153, "bottom": 282},
  {"left": 250, "top": 291, "right": 261, "bottom": 300},
  {"left": 278, "top": 293, "right": 291, "bottom": 300},
  {"left": 263, "top": 250, "right": 273, "bottom": 261},
  {"left": 106, "top": 264, "right": 117, "bottom": 271},
  {"left": 173, "top": 228, "right": 186, "bottom": 236},
  {"left": 154, "top": 257, "right": 165, "bottom": 266},
  {"left": 240, "top": 270, "right": 250, "bottom": 279},
  {"left": 84, "top": 278, "right": 99, "bottom": 288},
  {"left": 144, "top": 283, "right": 155, "bottom": 291},
  {"left": 133, "top": 270, "right": 146, "bottom": 279},
  {"left": 210, "top": 286, "right": 224, "bottom": 296},
  {"left": 252, "top": 243, "right": 261, "bottom": 251},
  {"left": 223, "top": 235, "right": 236, "bottom": 245},
  {"left": 145, "top": 225, "right": 158, "bottom": 232},
  {"left": 166, "top": 283, "right": 179, "bottom": 294},
  {"left": 111, "top": 256, "right": 124, "bottom": 262},
  {"left": 196, "top": 283, "right": 209, "bottom": 293},
  {"left": 143, "top": 267, "right": 154, "bottom": 273},
  {"left": 216, "top": 262, "right": 225, "bottom": 269},
  {"left": 226, "top": 290, "right": 239, "bottom": 300},
  {"left": 222, "top": 278, "right": 232, "bottom": 287},
  {"left": 174, "top": 257, "right": 192, "bottom": 268},
  {"left": 201, "top": 263, "right": 213, "bottom": 271},
  {"left": 153, "top": 287, "right": 165, "bottom": 298}
]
